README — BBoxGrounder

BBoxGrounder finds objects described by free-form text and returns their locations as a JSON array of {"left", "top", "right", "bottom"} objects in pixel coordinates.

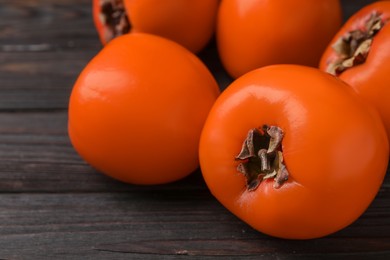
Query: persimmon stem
[
  {"left": 259, "top": 149, "right": 270, "bottom": 171},
  {"left": 100, "top": 0, "right": 131, "bottom": 43},
  {"left": 235, "top": 125, "right": 289, "bottom": 191},
  {"left": 327, "top": 12, "right": 386, "bottom": 75}
]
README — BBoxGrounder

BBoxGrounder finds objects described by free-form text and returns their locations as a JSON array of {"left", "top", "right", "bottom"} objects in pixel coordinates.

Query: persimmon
[
  {"left": 92, "top": 0, "right": 219, "bottom": 53},
  {"left": 199, "top": 65, "right": 388, "bottom": 239},
  {"left": 320, "top": 1, "right": 390, "bottom": 139},
  {"left": 216, "top": 0, "right": 342, "bottom": 78},
  {"left": 68, "top": 33, "right": 220, "bottom": 185}
]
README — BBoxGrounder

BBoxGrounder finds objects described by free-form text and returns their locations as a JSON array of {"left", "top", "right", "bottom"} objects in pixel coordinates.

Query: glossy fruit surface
[
  {"left": 69, "top": 33, "right": 220, "bottom": 185},
  {"left": 199, "top": 64, "right": 388, "bottom": 239},
  {"left": 217, "top": 0, "right": 342, "bottom": 78},
  {"left": 320, "top": 1, "right": 390, "bottom": 139},
  {"left": 93, "top": 0, "right": 219, "bottom": 53}
]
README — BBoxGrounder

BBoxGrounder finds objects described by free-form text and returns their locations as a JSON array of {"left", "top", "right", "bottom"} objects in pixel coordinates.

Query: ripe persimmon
[
  {"left": 93, "top": 0, "right": 219, "bottom": 53},
  {"left": 217, "top": 0, "right": 342, "bottom": 78},
  {"left": 320, "top": 1, "right": 390, "bottom": 139},
  {"left": 68, "top": 33, "right": 220, "bottom": 185},
  {"left": 199, "top": 65, "right": 388, "bottom": 239}
]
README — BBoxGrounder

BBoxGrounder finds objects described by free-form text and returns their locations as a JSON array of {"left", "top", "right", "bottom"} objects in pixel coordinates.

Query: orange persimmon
[
  {"left": 199, "top": 65, "right": 388, "bottom": 239},
  {"left": 217, "top": 0, "right": 342, "bottom": 78},
  {"left": 68, "top": 33, "right": 220, "bottom": 185},
  {"left": 93, "top": 0, "right": 219, "bottom": 53},
  {"left": 320, "top": 1, "right": 390, "bottom": 139}
]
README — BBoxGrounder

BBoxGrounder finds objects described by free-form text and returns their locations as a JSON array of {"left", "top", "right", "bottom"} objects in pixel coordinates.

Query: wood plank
[
  {"left": 0, "top": 0, "right": 100, "bottom": 109},
  {"left": 0, "top": 110, "right": 125, "bottom": 192},
  {"left": 0, "top": 0, "right": 99, "bottom": 50},
  {"left": 0, "top": 51, "right": 97, "bottom": 109},
  {"left": 0, "top": 191, "right": 389, "bottom": 258}
]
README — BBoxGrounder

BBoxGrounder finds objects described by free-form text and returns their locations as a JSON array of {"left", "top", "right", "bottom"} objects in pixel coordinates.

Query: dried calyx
[
  {"left": 327, "top": 12, "right": 386, "bottom": 76},
  {"left": 100, "top": 0, "right": 131, "bottom": 43},
  {"left": 235, "top": 125, "right": 289, "bottom": 191}
]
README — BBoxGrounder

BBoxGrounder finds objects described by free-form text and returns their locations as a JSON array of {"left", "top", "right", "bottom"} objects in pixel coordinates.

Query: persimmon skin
[
  {"left": 199, "top": 65, "right": 388, "bottom": 239},
  {"left": 320, "top": 1, "right": 390, "bottom": 139},
  {"left": 124, "top": 0, "right": 219, "bottom": 53},
  {"left": 217, "top": 0, "right": 342, "bottom": 78},
  {"left": 68, "top": 33, "right": 220, "bottom": 185},
  {"left": 93, "top": 0, "right": 219, "bottom": 53}
]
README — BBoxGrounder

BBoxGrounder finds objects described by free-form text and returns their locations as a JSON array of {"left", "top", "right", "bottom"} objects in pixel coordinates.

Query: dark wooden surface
[{"left": 1, "top": 0, "right": 389, "bottom": 259}]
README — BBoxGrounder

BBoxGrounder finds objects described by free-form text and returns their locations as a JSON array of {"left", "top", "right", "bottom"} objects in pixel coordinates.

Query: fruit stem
[
  {"left": 235, "top": 125, "right": 289, "bottom": 191},
  {"left": 100, "top": 0, "right": 131, "bottom": 43},
  {"left": 327, "top": 12, "right": 386, "bottom": 75}
]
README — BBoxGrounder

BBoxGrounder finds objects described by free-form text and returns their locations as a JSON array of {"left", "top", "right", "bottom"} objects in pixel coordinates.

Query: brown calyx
[
  {"left": 327, "top": 12, "right": 386, "bottom": 76},
  {"left": 235, "top": 125, "right": 289, "bottom": 191},
  {"left": 100, "top": 0, "right": 131, "bottom": 43}
]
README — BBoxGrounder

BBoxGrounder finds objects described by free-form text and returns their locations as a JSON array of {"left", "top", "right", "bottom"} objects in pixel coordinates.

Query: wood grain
[{"left": 0, "top": 189, "right": 389, "bottom": 258}]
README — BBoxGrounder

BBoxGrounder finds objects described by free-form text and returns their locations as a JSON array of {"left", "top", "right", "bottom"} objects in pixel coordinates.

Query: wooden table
[{"left": 1, "top": 0, "right": 389, "bottom": 258}]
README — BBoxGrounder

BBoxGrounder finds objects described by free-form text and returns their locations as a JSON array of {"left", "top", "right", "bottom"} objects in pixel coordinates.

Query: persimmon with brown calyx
[
  {"left": 199, "top": 64, "right": 389, "bottom": 239},
  {"left": 92, "top": 0, "right": 219, "bottom": 53},
  {"left": 320, "top": 1, "right": 390, "bottom": 139}
]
